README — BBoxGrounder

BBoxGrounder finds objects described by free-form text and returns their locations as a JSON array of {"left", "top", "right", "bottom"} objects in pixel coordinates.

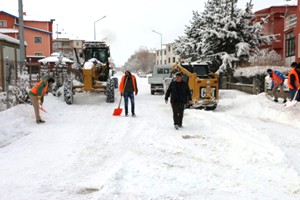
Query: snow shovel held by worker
[
  {"left": 112, "top": 95, "right": 123, "bottom": 116},
  {"left": 39, "top": 104, "right": 47, "bottom": 113},
  {"left": 284, "top": 90, "right": 298, "bottom": 109},
  {"left": 113, "top": 77, "right": 128, "bottom": 116}
]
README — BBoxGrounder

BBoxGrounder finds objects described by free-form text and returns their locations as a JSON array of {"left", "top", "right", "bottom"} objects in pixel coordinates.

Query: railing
[{"left": 284, "top": 14, "right": 297, "bottom": 31}]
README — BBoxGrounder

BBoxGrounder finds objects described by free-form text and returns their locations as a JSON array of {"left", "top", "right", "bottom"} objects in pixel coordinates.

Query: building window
[
  {"left": 164, "top": 50, "right": 166, "bottom": 55},
  {"left": 173, "top": 57, "right": 176, "bottom": 63},
  {"left": 35, "top": 53, "right": 43, "bottom": 56},
  {"left": 168, "top": 58, "right": 171, "bottom": 63},
  {"left": 0, "top": 20, "right": 7, "bottom": 27},
  {"left": 34, "top": 37, "right": 42, "bottom": 44},
  {"left": 285, "top": 32, "right": 295, "bottom": 57},
  {"left": 168, "top": 45, "right": 171, "bottom": 52}
]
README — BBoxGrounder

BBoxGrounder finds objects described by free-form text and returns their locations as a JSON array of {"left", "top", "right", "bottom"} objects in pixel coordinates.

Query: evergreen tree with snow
[{"left": 174, "top": 0, "right": 275, "bottom": 72}]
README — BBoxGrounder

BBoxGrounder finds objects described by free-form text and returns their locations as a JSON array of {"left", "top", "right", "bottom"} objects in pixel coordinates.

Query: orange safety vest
[
  {"left": 30, "top": 80, "right": 48, "bottom": 97},
  {"left": 287, "top": 68, "right": 300, "bottom": 89},
  {"left": 119, "top": 75, "right": 137, "bottom": 93},
  {"left": 270, "top": 71, "right": 284, "bottom": 86}
]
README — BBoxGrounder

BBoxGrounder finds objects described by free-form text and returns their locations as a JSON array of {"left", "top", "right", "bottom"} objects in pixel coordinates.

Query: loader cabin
[
  {"left": 81, "top": 41, "right": 110, "bottom": 63},
  {"left": 181, "top": 62, "right": 210, "bottom": 78}
]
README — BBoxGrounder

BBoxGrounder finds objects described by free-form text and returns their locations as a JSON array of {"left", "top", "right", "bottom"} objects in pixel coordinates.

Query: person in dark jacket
[
  {"left": 119, "top": 70, "right": 138, "bottom": 117},
  {"left": 165, "top": 72, "right": 192, "bottom": 129}
]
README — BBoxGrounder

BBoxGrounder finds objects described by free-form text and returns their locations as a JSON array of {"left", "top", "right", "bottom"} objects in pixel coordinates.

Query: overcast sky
[{"left": 0, "top": 0, "right": 297, "bottom": 67}]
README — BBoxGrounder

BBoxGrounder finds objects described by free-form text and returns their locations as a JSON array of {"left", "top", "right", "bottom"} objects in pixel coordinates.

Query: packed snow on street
[{"left": 1, "top": 71, "right": 300, "bottom": 200}]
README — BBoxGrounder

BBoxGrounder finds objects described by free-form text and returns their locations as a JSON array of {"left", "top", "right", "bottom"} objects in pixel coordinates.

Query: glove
[
  {"left": 120, "top": 92, "right": 124, "bottom": 96},
  {"left": 165, "top": 99, "right": 168, "bottom": 104},
  {"left": 37, "top": 96, "right": 41, "bottom": 99},
  {"left": 135, "top": 91, "right": 138, "bottom": 95}
]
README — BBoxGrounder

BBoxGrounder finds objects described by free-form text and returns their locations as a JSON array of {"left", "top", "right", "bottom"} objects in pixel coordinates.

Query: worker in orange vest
[
  {"left": 29, "top": 75, "right": 55, "bottom": 123},
  {"left": 267, "top": 69, "right": 287, "bottom": 103},
  {"left": 287, "top": 62, "right": 300, "bottom": 101},
  {"left": 119, "top": 70, "right": 138, "bottom": 117}
]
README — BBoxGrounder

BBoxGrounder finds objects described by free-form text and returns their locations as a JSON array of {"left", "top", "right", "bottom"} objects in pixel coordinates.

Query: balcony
[{"left": 284, "top": 14, "right": 297, "bottom": 31}]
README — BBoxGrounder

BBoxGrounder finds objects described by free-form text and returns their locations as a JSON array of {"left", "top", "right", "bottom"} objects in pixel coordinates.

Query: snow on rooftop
[
  {"left": 0, "top": 33, "right": 19, "bottom": 45},
  {"left": 0, "top": 28, "right": 18, "bottom": 33}
]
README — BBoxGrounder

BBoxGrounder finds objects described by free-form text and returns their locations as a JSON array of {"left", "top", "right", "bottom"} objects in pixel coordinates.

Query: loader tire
[
  {"left": 106, "top": 78, "right": 115, "bottom": 103},
  {"left": 64, "top": 76, "right": 73, "bottom": 105},
  {"left": 112, "top": 77, "right": 118, "bottom": 89}
]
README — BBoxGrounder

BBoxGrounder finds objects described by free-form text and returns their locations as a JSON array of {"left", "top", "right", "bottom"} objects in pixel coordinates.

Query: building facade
[
  {"left": 154, "top": 43, "right": 180, "bottom": 66},
  {"left": 254, "top": 5, "right": 299, "bottom": 66},
  {"left": 52, "top": 38, "right": 84, "bottom": 61},
  {"left": 0, "top": 11, "right": 54, "bottom": 59}
]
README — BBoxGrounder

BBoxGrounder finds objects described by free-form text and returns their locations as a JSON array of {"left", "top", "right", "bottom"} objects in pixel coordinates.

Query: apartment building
[
  {"left": 0, "top": 11, "right": 54, "bottom": 58},
  {"left": 254, "top": 3, "right": 300, "bottom": 66},
  {"left": 53, "top": 38, "right": 84, "bottom": 61},
  {"left": 154, "top": 43, "right": 180, "bottom": 66}
]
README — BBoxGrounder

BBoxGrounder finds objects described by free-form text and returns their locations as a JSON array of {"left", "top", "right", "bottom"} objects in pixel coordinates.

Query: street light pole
[
  {"left": 94, "top": 15, "right": 106, "bottom": 40},
  {"left": 152, "top": 30, "right": 162, "bottom": 66},
  {"left": 18, "top": 0, "right": 25, "bottom": 73}
]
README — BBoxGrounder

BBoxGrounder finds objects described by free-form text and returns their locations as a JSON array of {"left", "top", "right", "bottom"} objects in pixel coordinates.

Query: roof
[
  {"left": 14, "top": 24, "right": 52, "bottom": 35},
  {"left": 0, "top": 10, "right": 18, "bottom": 18},
  {"left": 0, "top": 33, "right": 19, "bottom": 45},
  {"left": 0, "top": 28, "right": 18, "bottom": 33}
]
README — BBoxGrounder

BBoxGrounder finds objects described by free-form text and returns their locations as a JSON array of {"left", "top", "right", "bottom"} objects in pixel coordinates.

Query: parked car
[{"left": 137, "top": 71, "right": 147, "bottom": 78}]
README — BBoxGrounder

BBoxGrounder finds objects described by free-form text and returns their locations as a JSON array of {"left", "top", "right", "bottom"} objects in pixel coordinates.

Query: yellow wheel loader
[
  {"left": 64, "top": 41, "right": 117, "bottom": 104},
  {"left": 170, "top": 62, "right": 219, "bottom": 110}
]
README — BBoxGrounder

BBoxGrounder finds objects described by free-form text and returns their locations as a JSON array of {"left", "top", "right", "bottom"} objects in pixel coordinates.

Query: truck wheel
[
  {"left": 64, "top": 76, "right": 73, "bottom": 105},
  {"left": 151, "top": 91, "right": 155, "bottom": 95},
  {"left": 106, "top": 78, "right": 115, "bottom": 103}
]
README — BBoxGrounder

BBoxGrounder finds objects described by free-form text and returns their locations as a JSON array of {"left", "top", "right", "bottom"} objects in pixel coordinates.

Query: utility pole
[
  {"left": 18, "top": 0, "right": 26, "bottom": 74},
  {"left": 152, "top": 30, "right": 163, "bottom": 66}
]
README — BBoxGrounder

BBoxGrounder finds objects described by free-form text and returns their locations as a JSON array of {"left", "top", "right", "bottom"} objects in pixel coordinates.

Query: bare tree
[{"left": 123, "top": 47, "right": 155, "bottom": 73}]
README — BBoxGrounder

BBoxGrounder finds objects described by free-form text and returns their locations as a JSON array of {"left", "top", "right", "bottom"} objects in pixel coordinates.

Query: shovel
[
  {"left": 284, "top": 90, "right": 299, "bottom": 109},
  {"left": 113, "top": 77, "right": 128, "bottom": 116},
  {"left": 112, "top": 95, "right": 123, "bottom": 116},
  {"left": 39, "top": 104, "right": 47, "bottom": 113}
]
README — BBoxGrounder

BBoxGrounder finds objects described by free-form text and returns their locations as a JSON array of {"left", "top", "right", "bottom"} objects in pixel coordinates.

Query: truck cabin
[
  {"left": 83, "top": 48, "right": 110, "bottom": 64},
  {"left": 80, "top": 42, "right": 111, "bottom": 81}
]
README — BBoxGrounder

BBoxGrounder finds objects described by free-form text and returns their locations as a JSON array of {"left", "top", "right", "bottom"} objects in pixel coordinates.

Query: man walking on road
[{"left": 165, "top": 72, "right": 192, "bottom": 130}]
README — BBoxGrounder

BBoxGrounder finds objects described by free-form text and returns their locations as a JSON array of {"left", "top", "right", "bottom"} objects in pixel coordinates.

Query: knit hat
[
  {"left": 291, "top": 62, "right": 298, "bottom": 67},
  {"left": 175, "top": 72, "right": 183, "bottom": 77}
]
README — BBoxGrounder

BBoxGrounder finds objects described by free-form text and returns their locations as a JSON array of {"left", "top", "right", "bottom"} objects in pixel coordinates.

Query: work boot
[
  {"left": 174, "top": 125, "right": 179, "bottom": 130},
  {"left": 132, "top": 113, "right": 136, "bottom": 117},
  {"left": 283, "top": 99, "right": 287, "bottom": 103},
  {"left": 36, "top": 119, "right": 45, "bottom": 124},
  {"left": 274, "top": 99, "right": 278, "bottom": 102}
]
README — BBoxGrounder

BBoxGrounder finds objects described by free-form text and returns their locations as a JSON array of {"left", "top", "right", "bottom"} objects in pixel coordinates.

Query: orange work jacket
[
  {"left": 119, "top": 75, "right": 137, "bottom": 93},
  {"left": 29, "top": 80, "right": 49, "bottom": 97},
  {"left": 287, "top": 68, "right": 300, "bottom": 90}
]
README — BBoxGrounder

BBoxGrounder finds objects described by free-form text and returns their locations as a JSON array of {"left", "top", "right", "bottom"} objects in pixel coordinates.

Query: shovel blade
[
  {"left": 113, "top": 108, "right": 123, "bottom": 116},
  {"left": 284, "top": 100, "right": 297, "bottom": 109}
]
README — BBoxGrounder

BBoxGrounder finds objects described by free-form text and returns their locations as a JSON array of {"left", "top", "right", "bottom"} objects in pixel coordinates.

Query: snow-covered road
[{"left": 1, "top": 72, "right": 300, "bottom": 200}]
